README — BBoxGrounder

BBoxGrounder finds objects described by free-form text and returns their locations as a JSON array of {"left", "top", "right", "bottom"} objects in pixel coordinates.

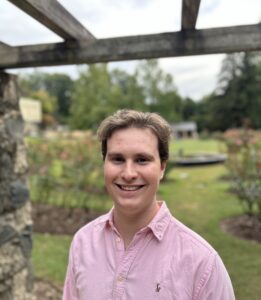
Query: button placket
[
  {"left": 113, "top": 246, "right": 137, "bottom": 298},
  {"left": 113, "top": 229, "right": 154, "bottom": 299}
]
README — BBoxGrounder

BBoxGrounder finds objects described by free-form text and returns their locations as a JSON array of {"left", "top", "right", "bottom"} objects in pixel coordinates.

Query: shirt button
[
  {"left": 117, "top": 275, "right": 124, "bottom": 282},
  {"left": 116, "top": 237, "right": 121, "bottom": 243}
]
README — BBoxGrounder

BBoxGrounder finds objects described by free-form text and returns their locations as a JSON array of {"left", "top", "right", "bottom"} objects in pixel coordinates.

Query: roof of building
[{"left": 171, "top": 122, "right": 197, "bottom": 131}]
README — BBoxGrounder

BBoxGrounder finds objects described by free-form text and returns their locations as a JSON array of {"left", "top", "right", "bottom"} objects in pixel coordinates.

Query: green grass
[
  {"left": 170, "top": 138, "right": 225, "bottom": 155},
  {"left": 32, "top": 233, "right": 72, "bottom": 284},
  {"left": 32, "top": 139, "right": 261, "bottom": 299}
]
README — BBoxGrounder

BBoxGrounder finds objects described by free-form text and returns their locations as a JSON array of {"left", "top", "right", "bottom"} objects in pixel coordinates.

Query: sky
[{"left": 1, "top": 0, "right": 261, "bottom": 100}]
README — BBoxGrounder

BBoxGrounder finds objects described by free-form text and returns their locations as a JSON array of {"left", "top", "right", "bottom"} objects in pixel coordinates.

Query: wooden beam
[
  {"left": 7, "top": 0, "right": 95, "bottom": 41},
  {"left": 182, "top": 0, "right": 201, "bottom": 30},
  {"left": 0, "top": 24, "right": 260, "bottom": 69}
]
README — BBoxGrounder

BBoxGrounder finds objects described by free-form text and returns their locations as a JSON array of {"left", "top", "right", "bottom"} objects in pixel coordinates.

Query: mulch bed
[
  {"left": 220, "top": 214, "right": 261, "bottom": 243},
  {"left": 32, "top": 203, "right": 102, "bottom": 235},
  {"left": 32, "top": 203, "right": 261, "bottom": 299}
]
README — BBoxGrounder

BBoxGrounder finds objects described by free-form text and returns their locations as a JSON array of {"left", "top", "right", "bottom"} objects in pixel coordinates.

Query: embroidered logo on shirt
[{"left": 156, "top": 283, "right": 161, "bottom": 292}]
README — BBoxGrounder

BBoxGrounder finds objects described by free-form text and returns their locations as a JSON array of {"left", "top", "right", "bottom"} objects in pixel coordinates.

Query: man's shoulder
[{"left": 169, "top": 216, "right": 217, "bottom": 257}]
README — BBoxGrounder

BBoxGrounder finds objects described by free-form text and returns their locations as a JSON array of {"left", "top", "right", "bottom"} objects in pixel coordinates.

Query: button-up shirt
[{"left": 63, "top": 202, "right": 235, "bottom": 299}]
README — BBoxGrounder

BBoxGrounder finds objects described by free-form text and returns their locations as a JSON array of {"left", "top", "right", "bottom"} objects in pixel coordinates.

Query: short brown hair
[{"left": 97, "top": 109, "right": 172, "bottom": 162}]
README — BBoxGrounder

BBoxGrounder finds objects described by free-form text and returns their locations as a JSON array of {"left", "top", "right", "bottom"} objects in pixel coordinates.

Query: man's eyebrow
[
  {"left": 107, "top": 152, "right": 154, "bottom": 159},
  {"left": 135, "top": 153, "right": 155, "bottom": 159},
  {"left": 106, "top": 152, "right": 123, "bottom": 157}
]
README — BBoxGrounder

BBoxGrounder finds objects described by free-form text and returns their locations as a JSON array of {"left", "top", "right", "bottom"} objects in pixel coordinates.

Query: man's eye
[
  {"left": 111, "top": 156, "right": 124, "bottom": 163},
  {"left": 136, "top": 157, "right": 148, "bottom": 164}
]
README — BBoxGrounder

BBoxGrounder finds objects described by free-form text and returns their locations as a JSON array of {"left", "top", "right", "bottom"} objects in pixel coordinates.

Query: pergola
[
  {"left": 0, "top": 0, "right": 261, "bottom": 70},
  {"left": 0, "top": 1, "right": 260, "bottom": 298}
]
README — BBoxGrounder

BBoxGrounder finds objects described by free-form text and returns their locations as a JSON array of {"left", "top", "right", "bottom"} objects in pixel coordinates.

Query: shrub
[
  {"left": 26, "top": 132, "right": 106, "bottom": 210},
  {"left": 223, "top": 128, "right": 261, "bottom": 216}
]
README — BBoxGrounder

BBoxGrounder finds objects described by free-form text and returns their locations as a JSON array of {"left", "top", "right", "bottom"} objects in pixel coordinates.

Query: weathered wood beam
[
  {"left": 0, "top": 24, "right": 260, "bottom": 69},
  {"left": 7, "top": 0, "right": 95, "bottom": 41},
  {"left": 182, "top": 0, "right": 201, "bottom": 30}
]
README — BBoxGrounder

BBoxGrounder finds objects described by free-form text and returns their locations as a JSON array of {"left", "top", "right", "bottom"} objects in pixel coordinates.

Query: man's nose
[{"left": 121, "top": 162, "right": 138, "bottom": 181}]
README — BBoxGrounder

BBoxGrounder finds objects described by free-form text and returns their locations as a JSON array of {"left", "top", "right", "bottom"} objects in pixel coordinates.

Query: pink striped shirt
[{"left": 63, "top": 202, "right": 235, "bottom": 299}]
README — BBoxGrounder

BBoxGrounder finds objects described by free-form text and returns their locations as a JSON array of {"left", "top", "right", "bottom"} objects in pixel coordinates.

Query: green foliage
[
  {"left": 30, "top": 90, "right": 57, "bottom": 114},
  {"left": 69, "top": 64, "right": 121, "bottom": 129},
  {"left": 19, "top": 71, "right": 73, "bottom": 122},
  {"left": 135, "top": 59, "right": 182, "bottom": 122},
  {"left": 69, "top": 60, "right": 184, "bottom": 129},
  {"left": 42, "top": 73, "right": 73, "bottom": 119},
  {"left": 27, "top": 134, "right": 107, "bottom": 210},
  {"left": 181, "top": 97, "right": 198, "bottom": 121},
  {"left": 223, "top": 128, "right": 261, "bottom": 216},
  {"left": 202, "top": 52, "right": 261, "bottom": 131},
  {"left": 110, "top": 68, "right": 146, "bottom": 111},
  {"left": 23, "top": 89, "right": 58, "bottom": 127}
]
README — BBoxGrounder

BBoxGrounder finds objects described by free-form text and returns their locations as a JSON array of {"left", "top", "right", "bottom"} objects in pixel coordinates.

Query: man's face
[{"left": 104, "top": 127, "right": 166, "bottom": 216}]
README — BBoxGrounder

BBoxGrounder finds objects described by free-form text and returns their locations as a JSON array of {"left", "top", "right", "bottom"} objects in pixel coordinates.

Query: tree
[
  {"left": 206, "top": 51, "right": 261, "bottom": 131},
  {"left": 42, "top": 73, "right": 73, "bottom": 121},
  {"left": 30, "top": 90, "right": 57, "bottom": 127},
  {"left": 135, "top": 59, "right": 182, "bottom": 123},
  {"left": 69, "top": 64, "right": 149, "bottom": 130},
  {"left": 110, "top": 69, "right": 146, "bottom": 111},
  {"left": 19, "top": 71, "right": 74, "bottom": 123},
  {"left": 69, "top": 64, "right": 117, "bottom": 130},
  {"left": 181, "top": 97, "right": 199, "bottom": 121}
]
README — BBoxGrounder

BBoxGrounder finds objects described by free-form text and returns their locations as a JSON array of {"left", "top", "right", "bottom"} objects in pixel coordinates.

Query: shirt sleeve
[
  {"left": 62, "top": 240, "right": 79, "bottom": 300},
  {"left": 195, "top": 253, "right": 235, "bottom": 300}
]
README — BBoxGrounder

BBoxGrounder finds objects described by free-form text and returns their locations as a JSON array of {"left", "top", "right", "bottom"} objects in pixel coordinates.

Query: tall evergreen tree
[{"left": 203, "top": 52, "right": 261, "bottom": 131}]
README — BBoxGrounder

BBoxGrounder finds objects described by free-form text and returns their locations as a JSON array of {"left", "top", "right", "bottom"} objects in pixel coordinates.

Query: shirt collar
[
  {"left": 147, "top": 201, "right": 171, "bottom": 241},
  {"left": 95, "top": 201, "right": 171, "bottom": 241}
]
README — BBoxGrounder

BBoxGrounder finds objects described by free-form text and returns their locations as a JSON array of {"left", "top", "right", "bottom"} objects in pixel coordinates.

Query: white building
[
  {"left": 19, "top": 97, "right": 42, "bottom": 136},
  {"left": 171, "top": 122, "right": 198, "bottom": 139}
]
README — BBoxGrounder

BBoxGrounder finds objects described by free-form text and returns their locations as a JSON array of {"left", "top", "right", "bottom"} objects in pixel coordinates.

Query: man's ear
[{"left": 160, "top": 161, "right": 167, "bottom": 180}]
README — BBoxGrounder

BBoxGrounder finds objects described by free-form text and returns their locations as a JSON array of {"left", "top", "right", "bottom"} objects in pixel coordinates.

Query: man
[{"left": 63, "top": 109, "right": 235, "bottom": 299}]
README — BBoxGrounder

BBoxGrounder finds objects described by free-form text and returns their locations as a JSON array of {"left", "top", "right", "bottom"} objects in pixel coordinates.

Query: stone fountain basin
[{"left": 171, "top": 153, "right": 227, "bottom": 166}]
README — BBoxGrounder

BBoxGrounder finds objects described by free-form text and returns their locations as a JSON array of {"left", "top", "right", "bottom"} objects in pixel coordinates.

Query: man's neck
[{"left": 113, "top": 202, "right": 160, "bottom": 249}]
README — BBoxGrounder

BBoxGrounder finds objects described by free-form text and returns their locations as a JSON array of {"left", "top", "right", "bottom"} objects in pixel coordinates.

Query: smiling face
[{"left": 104, "top": 127, "right": 166, "bottom": 218}]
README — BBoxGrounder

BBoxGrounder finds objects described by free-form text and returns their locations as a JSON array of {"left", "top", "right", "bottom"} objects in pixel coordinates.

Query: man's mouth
[{"left": 115, "top": 184, "right": 145, "bottom": 191}]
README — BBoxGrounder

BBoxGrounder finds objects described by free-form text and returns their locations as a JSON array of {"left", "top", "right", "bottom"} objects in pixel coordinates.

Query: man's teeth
[{"left": 117, "top": 185, "right": 143, "bottom": 191}]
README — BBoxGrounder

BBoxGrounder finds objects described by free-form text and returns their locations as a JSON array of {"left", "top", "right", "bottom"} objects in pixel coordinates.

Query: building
[
  {"left": 19, "top": 97, "right": 42, "bottom": 136},
  {"left": 171, "top": 121, "right": 198, "bottom": 139}
]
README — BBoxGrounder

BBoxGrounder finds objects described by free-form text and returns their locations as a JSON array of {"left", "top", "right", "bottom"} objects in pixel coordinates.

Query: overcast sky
[{"left": 1, "top": 0, "right": 261, "bottom": 100}]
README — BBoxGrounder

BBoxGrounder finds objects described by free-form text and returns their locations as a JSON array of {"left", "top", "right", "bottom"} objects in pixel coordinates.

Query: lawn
[
  {"left": 170, "top": 138, "right": 224, "bottom": 155},
  {"left": 32, "top": 139, "right": 261, "bottom": 299}
]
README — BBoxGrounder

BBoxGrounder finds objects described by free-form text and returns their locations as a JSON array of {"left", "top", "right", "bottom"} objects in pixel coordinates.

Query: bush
[
  {"left": 223, "top": 128, "right": 261, "bottom": 216},
  {"left": 26, "top": 132, "right": 106, "bottom": 210}
]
